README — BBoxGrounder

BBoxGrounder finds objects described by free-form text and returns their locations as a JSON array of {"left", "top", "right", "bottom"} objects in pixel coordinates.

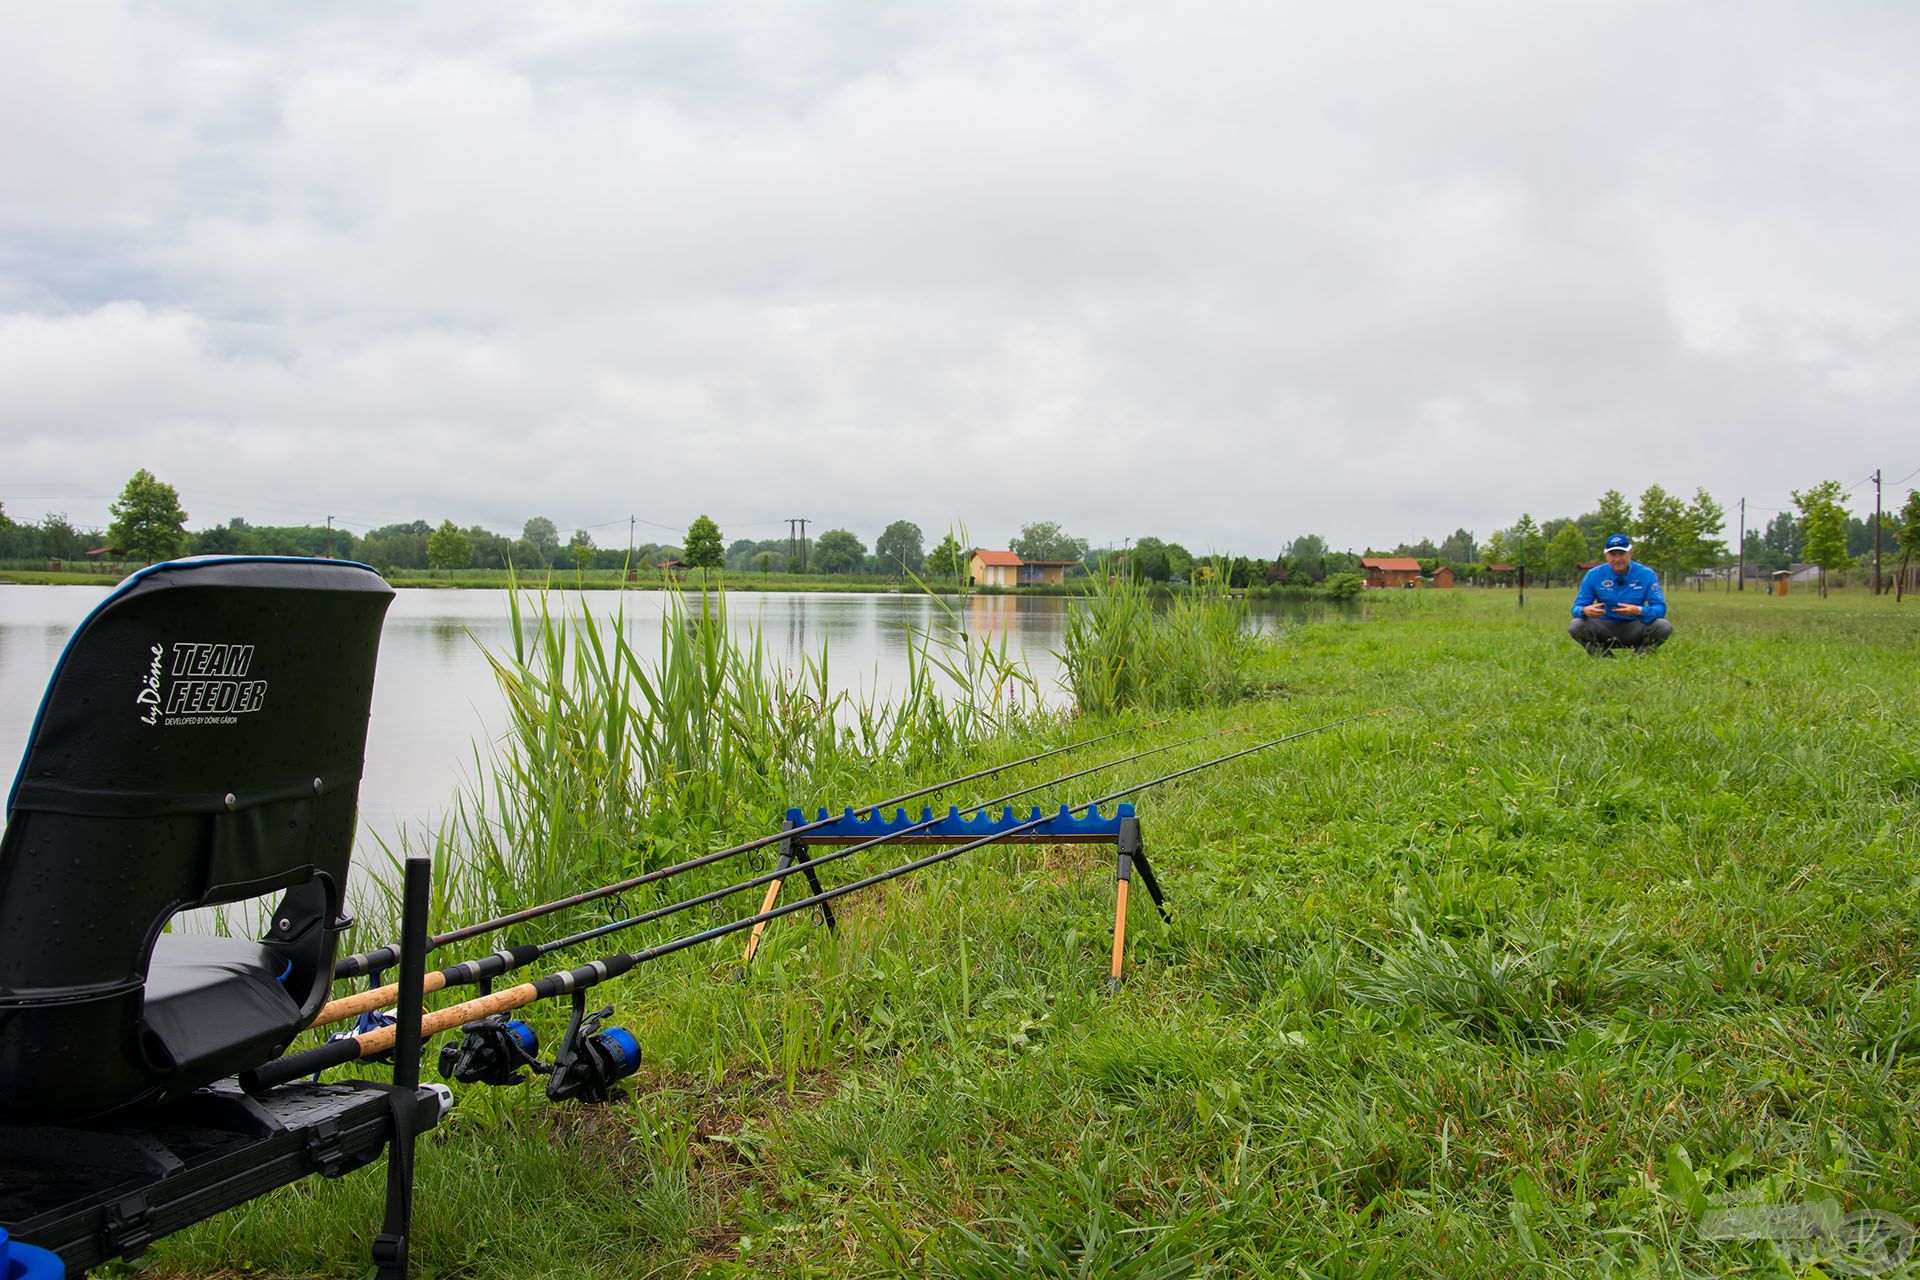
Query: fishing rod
[
  {"left": 311, "top": 723, "right": 1246, "bottom": 1028},
  {"left": 255, "top": 709, "right": 1380, "bottom": 1095},
  {"left": 333, "top": 718, "right": 1166, "bottom": 979}
]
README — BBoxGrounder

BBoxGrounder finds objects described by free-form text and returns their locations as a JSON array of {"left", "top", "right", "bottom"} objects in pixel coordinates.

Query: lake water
[{"left": 0, "top": 586, "right": 1344, "bottom": 860}]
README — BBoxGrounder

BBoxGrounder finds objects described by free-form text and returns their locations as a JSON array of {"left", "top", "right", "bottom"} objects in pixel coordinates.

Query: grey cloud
[{"left": 1, "top": 1, "right": 1916, "bottom": 551}]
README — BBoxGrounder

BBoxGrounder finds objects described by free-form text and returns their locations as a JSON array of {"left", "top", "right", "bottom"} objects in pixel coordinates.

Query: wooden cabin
[
  {"left": 1360, "top": 556, "right": 1423, "bottom": 589},
  {"left": 968, "top": 550, "right": 1077, "bottom": 587}
]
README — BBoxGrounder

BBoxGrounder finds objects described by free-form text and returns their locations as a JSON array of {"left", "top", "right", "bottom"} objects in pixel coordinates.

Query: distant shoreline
[{"left": 0, "top": 567, "right": 1364, "bottom": 602}]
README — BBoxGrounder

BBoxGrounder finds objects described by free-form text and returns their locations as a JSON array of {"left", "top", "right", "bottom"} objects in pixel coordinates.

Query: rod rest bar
[{"left": 787, "top": 802, "right": 1135, "bottom": 844}]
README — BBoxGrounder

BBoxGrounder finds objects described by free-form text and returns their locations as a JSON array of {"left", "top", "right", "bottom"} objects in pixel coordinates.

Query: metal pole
[
  {"left": 371, "top": 855, "right": 432, "bottom": 1280},
  {"left": 1736, "top": 498, "right": 1745, "bottom": 591},
  {"left": 1874, "top": 470, "right": 1883, "bottom": 595}
]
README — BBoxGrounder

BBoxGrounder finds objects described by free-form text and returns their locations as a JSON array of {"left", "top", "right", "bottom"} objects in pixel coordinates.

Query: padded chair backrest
[{"left": 0, "top": 557, "right": 393, "bottom": 1116}]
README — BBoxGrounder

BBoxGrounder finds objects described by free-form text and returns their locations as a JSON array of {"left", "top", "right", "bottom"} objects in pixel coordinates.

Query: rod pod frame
[{"left": 741, "top": 806, "right": 1170, "bottom": 990}]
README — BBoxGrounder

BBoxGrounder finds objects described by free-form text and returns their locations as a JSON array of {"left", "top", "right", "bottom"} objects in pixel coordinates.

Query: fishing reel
[
  {"left": 544, "top": 995, "right": 642, "bottom": 1105},
  {"left": 322, "top": 1008, "right": 399, "bottom": 1074},
  {"left": 437, "top": 1016, "right": 544, "bottom": 1086},
  {"left": 433, "top": 994, "right": 641, "bottom": 1103}
]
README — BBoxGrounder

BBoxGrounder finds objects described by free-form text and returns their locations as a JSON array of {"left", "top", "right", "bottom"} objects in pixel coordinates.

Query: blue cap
[{"left": 1604, "top": 534, "right": 1632, "bottom": 551}]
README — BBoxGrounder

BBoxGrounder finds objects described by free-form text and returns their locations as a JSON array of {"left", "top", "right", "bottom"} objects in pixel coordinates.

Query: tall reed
[
  {"left": 387, "top": 579, "right": 1042, "bottom": 938},
  {"left": 1057, "top": 563, "right": 1259, "bottom": 716}
]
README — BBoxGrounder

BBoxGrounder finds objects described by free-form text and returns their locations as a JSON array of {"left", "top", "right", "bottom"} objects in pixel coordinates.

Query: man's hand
[
  {"left": 1614, "top": 603, "right": 1642, "bottom": 617},
  {"left": 1582, "top": 602, "right": 1608, "bottom": 618}
]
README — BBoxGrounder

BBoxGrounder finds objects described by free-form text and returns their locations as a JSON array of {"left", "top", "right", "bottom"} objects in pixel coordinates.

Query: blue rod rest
[{"left": 787, "top": 802, "right": 1134, "bottom": 841}]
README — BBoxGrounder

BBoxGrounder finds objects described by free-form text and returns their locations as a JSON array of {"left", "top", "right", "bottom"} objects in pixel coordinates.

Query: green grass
[
  {"left": 123, "top": 589, "right": 1920, "bottom": 1278},
  {"left": 0, "top": 568, "right": 121, "bottom": 585}
]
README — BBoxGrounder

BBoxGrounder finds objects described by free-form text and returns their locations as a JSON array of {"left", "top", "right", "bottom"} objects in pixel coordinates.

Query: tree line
[
  {"left": 8, "top": 471, "right": 1917, "bottom": 600},
  {"left": 1389, "top": 482, "right": 1919, "bottom": 597}
]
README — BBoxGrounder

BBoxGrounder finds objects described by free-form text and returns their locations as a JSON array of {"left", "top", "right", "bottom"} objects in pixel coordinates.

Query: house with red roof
[
  {"left": 1360, "top": 556, "right": 1424, "bottom": 589},
  {"left": 968, "top": 549, "right": 1079, "bottom": 587}
]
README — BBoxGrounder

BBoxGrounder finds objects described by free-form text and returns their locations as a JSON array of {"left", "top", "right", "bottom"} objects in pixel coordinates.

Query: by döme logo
[{"left": 136, "top": 642, "right": 164, "bottom": 725}]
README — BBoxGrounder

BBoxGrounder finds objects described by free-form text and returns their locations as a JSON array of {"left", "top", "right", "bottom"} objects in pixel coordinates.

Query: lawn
[{"left": 127, "top": 588, "right": 1920, "bottom": 1278}]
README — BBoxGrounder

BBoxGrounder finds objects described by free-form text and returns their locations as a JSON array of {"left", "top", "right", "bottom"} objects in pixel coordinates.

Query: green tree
[
  {"left": 192, "top": 518, "right": 260, "bottom": 556},
  {"left": 875, "top": 520, "right": 925, "bottom": 575},
  {"left": 1762, "top": 511, "right": 1801, "bottom": 560},
  {"left": 1595, "top": 489, "right": 1634, "bottom": 539},
  {"left": 1793, "top": 480, "right": 1850, "bottom": 597},
  {"left": 568, "top": 529, "right": 596, "bottom": 572},
  {"left": 1681, "top": 488, "right": 1727, "bottom": 586},
  {"left": 683, "top": 514, "right": 724, "bottom": 574},
  {"left": 1283, "top": 533, "right": 1329, "bottom": 560},
  {"left": 107, "top": 469, "right": 189, "bottom": 562},
  {"left": 1548, "top": 523, "right": 1591, "bottom": 586},
  {"left": 1510, "top": 514, "right": 1547, "bottom": 581},
  {"left": 927, "top": 532, "right": 966, "bottom": 580},
  {"left": 1483, "top": 529, "right": 1511, "bottom": 569},
  {"left": 1437, "top": 528, "right": 1477, "bottom": 562},
  {"left": 466, "top": 525, "right": 514, "bottom": 570},
  {"left": 360, "top": 520, "right": 432, "bottom": 571},
  {"left": 1632, "top": 485, "right": 1687, "bottom": 584},
  {"left": 749, "top": 549, "right": 786, "bottom": 573},
  {"left": 519, "top": 516, "right": 560, "bottom": 568},
  {"left": 811, "top": 528, "right": 865, "bottom": 574},
  {"left": 427, "top": 519, "right": 472, "bottom": 573},
  {"left": 1011, "top": 521, "right": 1089, "bottom": 564},
  {"left": 1130, "top": 537, "right": 1171, "bottom": 582},
  {"left": 1895, "top": 488, "right": 1919, "bottom": 602}
]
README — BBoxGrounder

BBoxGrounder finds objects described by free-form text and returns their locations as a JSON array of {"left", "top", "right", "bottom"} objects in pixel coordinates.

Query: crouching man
[{"left": 1569, "top": 534, "right": 1672, "bottom": 656}]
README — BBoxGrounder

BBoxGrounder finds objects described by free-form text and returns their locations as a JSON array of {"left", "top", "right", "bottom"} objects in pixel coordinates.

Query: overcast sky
[{"left": 2, "top": 1, "right": 1916, "bottom": 555}]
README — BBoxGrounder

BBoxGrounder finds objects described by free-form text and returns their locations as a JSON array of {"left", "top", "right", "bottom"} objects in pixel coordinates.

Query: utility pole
[
  {"left": 325, "top": 515, "right": 334, "bottom": 559},
  {"left": 788, "top": 518, "right": 809, "bottom": 573},
  {"left": 1735, "top": 498, "right": 1744, "bottom": 592},
  {"left": 1873, "top": 469, "right": 1883, "bottom": 595}
]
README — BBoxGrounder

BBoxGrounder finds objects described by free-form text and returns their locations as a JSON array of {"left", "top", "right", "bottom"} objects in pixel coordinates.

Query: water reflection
[{"left": 0, "top": 585, "right": 1349, "bottom": 861}]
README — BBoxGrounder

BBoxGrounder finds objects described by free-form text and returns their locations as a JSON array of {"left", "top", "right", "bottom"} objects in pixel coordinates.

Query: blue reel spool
[
  {"left": 1, "top": 1228, "right": 66, "bottom": 1279},
  {"left": 502, "top": 1020, "right": 539, "bottom": 1059},
  {"left": 544, "top": 1006, "right": 641, "bottom": 1103},
  {"left": 594, "top": 1027, "right": 640, "bottom": 1080}
]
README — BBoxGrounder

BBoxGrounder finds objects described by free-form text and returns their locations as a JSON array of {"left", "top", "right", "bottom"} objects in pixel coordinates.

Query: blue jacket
[{"left": 1572, "top": 560, "right": 1666, "bottom": 621}]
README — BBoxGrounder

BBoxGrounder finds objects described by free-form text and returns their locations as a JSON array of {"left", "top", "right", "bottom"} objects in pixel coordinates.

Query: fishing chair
[{"left": 0, "top": 556, "right": 394, "bottom": 1124}]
